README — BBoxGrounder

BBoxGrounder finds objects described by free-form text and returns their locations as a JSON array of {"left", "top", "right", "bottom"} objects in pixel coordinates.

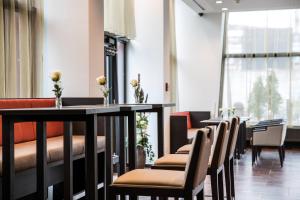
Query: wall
[
  {"left": 43, "top": 0, "right": 104, "bottom": 97},
  {"left": 175, "top": 0, "right": 223, "bottom": 114},
  {"left": 127, "top": 0, "right": 165, "bottom": 159}
]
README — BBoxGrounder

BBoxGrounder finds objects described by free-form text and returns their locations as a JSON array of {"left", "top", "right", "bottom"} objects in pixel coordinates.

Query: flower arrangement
[
  {"left": 50, "top": 71, "right": 63, "bottom": 108},
  {"left": 131, "top": 74, "right": 154, "bottom": 162},
  {"left": 219, "top": 107, "right": 236, "bottom": 118},
  {"left": 96, "top": 76, "right": 110, "bottom": 105}
]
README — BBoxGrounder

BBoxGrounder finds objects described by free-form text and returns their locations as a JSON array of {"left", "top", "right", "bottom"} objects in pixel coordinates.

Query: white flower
[
  {"left": 96, "top": 76, "right": 106, "bottom": 86},
  {"left": 50, "top": 71, "right": 62, "bottom": 82},
  {"left": 130, "top": 79, "right": 138, "bottom": 87}
]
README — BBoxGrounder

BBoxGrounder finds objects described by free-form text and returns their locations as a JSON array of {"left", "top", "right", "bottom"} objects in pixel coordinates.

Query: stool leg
[
  {"left": 230, "top": 158, "right": 235, "bottom": 198},
  {"left": 224, "top": 160, "right": 232, "bottom": 200},
  {"left": 211, "top": 172, "right": 219, "bottom": 200},
  {"left": 197, "top": 189, "right": 204, "bottom": 200},
  {"left": 218, "top": 170, "right": 224, "bottom": 200},
  {"left": 185, "top": 194, "right": 193, "bottom": 200},
  {"left": 151, "top": 197, "right": 157, "bottom": 200},
  {"left": 129, "top": 195, "right": 137, "bottom": 200}
]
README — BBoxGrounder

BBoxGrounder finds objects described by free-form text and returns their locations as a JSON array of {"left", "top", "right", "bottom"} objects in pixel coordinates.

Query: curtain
[
  {"left": 0, "top": 0, "right": 43, "bottom": 98},
  {"left": 169, "top": 0, "right": 179, "bottom": 111},
  {"left": 104, "top": 0, "right": 136, "bottom": 39},
  {"left": 223, "top": 10, "right": 300, "bottom": 126}
]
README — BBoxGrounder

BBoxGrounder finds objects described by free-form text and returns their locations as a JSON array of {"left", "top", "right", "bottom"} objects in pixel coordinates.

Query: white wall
[
  {"left": 43, "top": 0, "right": 104, "bottom": 97},
  {"left": 127, "top": 0, "right": 165, "bottom": 159},
  {"left": 175, "top": 0, "right": 223, "bottom": 114}
]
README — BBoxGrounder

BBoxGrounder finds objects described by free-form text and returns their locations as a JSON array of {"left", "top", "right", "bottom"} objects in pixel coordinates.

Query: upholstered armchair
[
  {"left": 251, "top": 119, "right": 287, "bottom": 167},
  {"left": 170, "top": 111, "right": 210, "bottom": 153}
]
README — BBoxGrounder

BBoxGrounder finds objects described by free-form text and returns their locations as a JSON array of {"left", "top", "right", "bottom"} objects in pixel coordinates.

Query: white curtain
[
  {"left": 104, "top": 0, "right": 136, "bottom": 39},
  {"left": 0, "top": 0, "right": 43, "bottom": 98},
  {"left": 169, "top": 0, "right": 178, "bottom": 111},
  {"left": 223, "top": 9, "right": 300, "bottom": 126}
]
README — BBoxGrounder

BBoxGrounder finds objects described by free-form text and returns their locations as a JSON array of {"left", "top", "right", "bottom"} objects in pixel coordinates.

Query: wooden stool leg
[
  {"left": 218, "top": 170, "right": 224, "bottom": 200},
  {"left": 185, "top": 194, "right": 193, "bottom": 200},
  {"left": 230, "top": 158, "right": 235, "bottom": 198},
  {"left": 282, "top": 146, "right": 286, "bottom": 161},
  {"left": 278, "top": 147, "right": 284, "bottom": 167},
  {"left": 211, "top": 172, "right": 219, "bottom": 200},
  {"left": 197, "top": 189, "right": 204, "bottom": 200},
  {"left": 129, "top": 195, "right": 137, "bottom": 200},
  {"left": 224, "top": 160, "right": 232, "bottom": 200},
  {"left": 252, "top": 146, "right": 256, "bottom": 166},
  {"left": 151, "top": 196, "right": 157, "bottom": 200}
]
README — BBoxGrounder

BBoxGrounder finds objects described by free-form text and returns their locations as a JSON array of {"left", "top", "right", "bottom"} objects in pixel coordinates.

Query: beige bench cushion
[
  {"left": 0, "top": 135, "right": 105, "bottom": 174},
  {"left": 113, "top": 169, "right": 185, "bottom": 188}
]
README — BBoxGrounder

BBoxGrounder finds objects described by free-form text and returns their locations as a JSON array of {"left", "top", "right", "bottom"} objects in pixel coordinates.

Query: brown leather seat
[
  {"left": 113, "top": 169, "right": 185, "bottom": 188},
  {"left": 0, "top": 135, "right": 105, "bottom": 174},
  {"left": 110, "top": 128, "right": 213, "bottom": 199}
]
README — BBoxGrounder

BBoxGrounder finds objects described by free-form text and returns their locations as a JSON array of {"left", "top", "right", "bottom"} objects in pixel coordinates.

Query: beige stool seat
[
  {"left": 113, "top": 169, "right": 185, "bottom": 188},
  {"left": 0, "top": 135, "right": 105, "bottom": 175},
  {"left": 177, "top": 144, "right": 192, "bottom": 154},
  {"left": 154, "top": 154, "right": 188, "bottom": 167}
]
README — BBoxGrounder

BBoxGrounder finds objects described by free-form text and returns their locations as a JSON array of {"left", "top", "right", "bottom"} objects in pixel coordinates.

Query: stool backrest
[
  {"left": 227, "top": 117, "right": 240, "bottom": 158},
  {"left": 184, "top": 127, "right": 213, "bottom": 189},
  {"left": 211, "top": 121, "right": 229, "bottom": 169}
]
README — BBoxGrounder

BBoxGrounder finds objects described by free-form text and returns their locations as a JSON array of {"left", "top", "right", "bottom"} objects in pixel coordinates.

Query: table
[
  {"left": 122, "top": 103, "right": 176, "bottom": 157},
  {"left": 200, "top": 117, "right": 250, "bottom": 159},
  {"left": 0, "top": 105, "right": 120, "bottom": 200},
  {"left": 0, "top": 103, "right": 174, "bottom": 200}
]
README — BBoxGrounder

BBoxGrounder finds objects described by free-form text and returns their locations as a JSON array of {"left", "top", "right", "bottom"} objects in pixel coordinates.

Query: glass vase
[
  {"left": 55, "top": 97, "right": 62, "bottom": 109},
  {"left": 103, "top": 96, "right": 109, "bottom": 106}
]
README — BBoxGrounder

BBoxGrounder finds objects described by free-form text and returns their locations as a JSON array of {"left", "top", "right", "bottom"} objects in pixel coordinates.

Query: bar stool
[
  {"left": 109, "top": 128, "right": 213, "bottom": 200},
  {"left": 177, "top": 118, "right": 239, "bottom": 200},
  {"left": 152, "top": 121, "right": 229, "bottom": 200},
  {"left": 224, "top": 117, "right": 239, "bottom": 200}
]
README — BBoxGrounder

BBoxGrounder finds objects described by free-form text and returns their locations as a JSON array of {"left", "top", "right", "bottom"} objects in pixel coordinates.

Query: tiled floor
[{"left": 139, "top": 148, "right": 300, "bottom": 200}]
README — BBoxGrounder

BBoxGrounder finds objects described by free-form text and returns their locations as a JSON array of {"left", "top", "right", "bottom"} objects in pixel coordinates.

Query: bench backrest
[{"left": 0, "top": 99, "right": 63, "bottom": 145}]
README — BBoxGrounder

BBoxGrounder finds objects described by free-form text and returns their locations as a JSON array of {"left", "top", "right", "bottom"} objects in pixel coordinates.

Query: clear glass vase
[
  {"left": 55, "top": 97, "right": 62, "bottom": 109},
  {"left": 103, "top": 96, "right": 109, "bottom": 106}
]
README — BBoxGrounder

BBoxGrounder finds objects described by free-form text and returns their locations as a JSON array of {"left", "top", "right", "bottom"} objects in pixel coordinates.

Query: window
[{"left": 222, "top": 9, "right": 300, "bottom": 125}]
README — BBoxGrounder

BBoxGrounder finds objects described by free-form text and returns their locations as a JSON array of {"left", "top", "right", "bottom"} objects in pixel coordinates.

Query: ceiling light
[
  {"left": 216, "top": 0, "right": 223, "bottom": 4},
  {"left": 222, "top": 8, "right": 228, "bottom": 11}
]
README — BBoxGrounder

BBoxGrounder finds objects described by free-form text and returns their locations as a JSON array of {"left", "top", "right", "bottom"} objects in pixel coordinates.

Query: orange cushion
[
  {"left": 30, "top": 99, "right": 64, "bottom": 138},
  {"left": 172, "top": 112, "right": 192, "bottom": 129},
  {"left": 0, "top": 100, "right": 34, "bottom": 145},
  {"left": 0, "top": 99, "right": 64, "bottom": 145}
]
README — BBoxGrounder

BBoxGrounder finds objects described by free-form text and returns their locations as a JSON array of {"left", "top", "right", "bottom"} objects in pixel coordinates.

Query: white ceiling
[{"left": 183, "top": 0, "right": 300, "bottom": 13}]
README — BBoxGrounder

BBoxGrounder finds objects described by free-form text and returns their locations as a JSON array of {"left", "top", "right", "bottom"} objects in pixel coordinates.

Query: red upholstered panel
[
  {"left": 0, "top": 99, "right": 64, "bottom": 145},
  {"left": 0, "top": 100, "right": 35, "bottom": 145},
  {"left": 172, "top": 112, "right": 192, "bottom": 129},
  {"left": 30, "top": 99, "right": 64, "bottom": 138}
]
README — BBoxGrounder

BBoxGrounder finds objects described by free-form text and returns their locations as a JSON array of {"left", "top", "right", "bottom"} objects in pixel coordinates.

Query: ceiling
[{"left": 183, "top": 0, "right": 300, "bottom": 13}]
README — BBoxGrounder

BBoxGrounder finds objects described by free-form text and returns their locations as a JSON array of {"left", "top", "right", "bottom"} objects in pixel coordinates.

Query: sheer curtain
[
  {"left": 223, "top": 9, "right": 300, "bottom": 125},
  {"left": 104, "top": 0, "right": 136, "bottom": 39},
  {"left": 169, "top": 0, "right": 178, "bottom": 111},
  {"left": 0, "top": 0, "right": 43, "bottom": 98}
]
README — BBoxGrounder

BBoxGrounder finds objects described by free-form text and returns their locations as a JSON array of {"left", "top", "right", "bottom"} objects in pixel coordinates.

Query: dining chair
[
  {"left": 152, "top": 121, "right": 229, "bottom": 200},
  {"left": 251, "top": 120, "right": 287, "bottom": 167},
  {"left": 109, "top": 127, "right": 213, "bottom": 200}
]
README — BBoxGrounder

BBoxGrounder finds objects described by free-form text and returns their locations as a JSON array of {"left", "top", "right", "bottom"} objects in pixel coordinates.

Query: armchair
[
  {"left": 251, "top": 119, "right": 287, "bottom": 167},
  {"left": 170, "top": 111, "right": 210, "bottom": 153}
]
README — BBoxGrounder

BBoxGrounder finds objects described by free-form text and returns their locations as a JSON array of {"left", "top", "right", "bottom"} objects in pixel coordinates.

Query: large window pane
[
  {"left": 224, "top": 9, "right": 300, "bottom": 126},
  {"left": 227, "top": 10, "right": 300, "bottom": 54}
]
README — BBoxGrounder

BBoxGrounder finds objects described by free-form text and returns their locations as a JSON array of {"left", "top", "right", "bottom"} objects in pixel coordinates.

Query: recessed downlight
[
  {"left": 222, "top": 7, "right": 228, "bottom": 11},
  {"left": 216, "top": 0, "right": 223, "bottom": 4}
]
